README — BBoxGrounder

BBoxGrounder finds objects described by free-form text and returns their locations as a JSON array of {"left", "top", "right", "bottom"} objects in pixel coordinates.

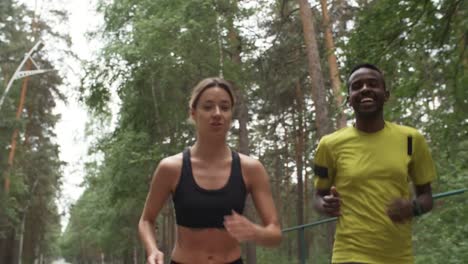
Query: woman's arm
[
  {"left": 138, "top": 156, "right": 180, "bottom": 264},
  {"left": 224, "top": 156, "right": 282, "bottom": 247}
]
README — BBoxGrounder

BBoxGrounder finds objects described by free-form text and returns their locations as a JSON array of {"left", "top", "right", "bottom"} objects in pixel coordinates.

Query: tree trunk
[
  {"left": 162, "top": 204, "right": 167, "bottom": 258},
  {"left": 0, "top": 229, "right": 17, "bottom": 264},
  {"left": 297, "top": 0, "right": 333, "bottom": 139},
  {"left": 223, "top": 0, "right": 256, "bottom": 262},
  {"left": 237, "top": 93, "right": 256, "bottom": 264},
  {"left": 133, "top": 242, "right": 138, "bottom": 264},
  {"left": 273, "top": 132, "right": 282, "bottom": 219},
  {"left": 320, "top": 0, "right": 346, "bottom": 129},
  {"left": 298, "top": 0, "right": 336, "bottom": 255},
  {"left": 17, "top": 212, "right": 26, "bottom": 264},
  {"left": 282, "top": 118, "right": 293, "bottom": 260},
  {"left": 293, "top": 81, "right": 306, "bottom": 259},
  {"left": 169, "top": 202, "right": 175, "bottom": 263}
]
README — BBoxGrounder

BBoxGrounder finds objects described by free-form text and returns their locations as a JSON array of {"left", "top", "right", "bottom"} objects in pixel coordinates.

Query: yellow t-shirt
[{"left": 313, "top": 122, "right": 436, "bottom": 264}]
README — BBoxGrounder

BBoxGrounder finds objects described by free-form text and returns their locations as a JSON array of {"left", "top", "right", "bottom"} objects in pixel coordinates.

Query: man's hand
[
  {"left": 317, "top": 186, "right": 341, "bottom": 217},
  {"left": 386, "top": 198, "right": 413, "bottom": 223}
]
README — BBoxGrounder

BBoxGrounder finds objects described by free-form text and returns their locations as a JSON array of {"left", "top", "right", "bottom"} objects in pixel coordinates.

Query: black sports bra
[{"left": 172, "top": 149, "right": 247, "bottom": 228}]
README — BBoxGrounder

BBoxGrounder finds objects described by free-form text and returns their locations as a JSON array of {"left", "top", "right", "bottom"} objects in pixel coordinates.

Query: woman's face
[{"left": 191, "top": 86, "right": 233, "bottom": 137}]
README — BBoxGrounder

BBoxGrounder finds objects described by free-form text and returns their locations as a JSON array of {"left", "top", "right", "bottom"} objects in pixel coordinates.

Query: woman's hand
[
  {"left": 146, "top": 249, "right": 164, "bottom": 264},
  {"left": 224, "top": 210, "right": 259, "bottom": 242}
]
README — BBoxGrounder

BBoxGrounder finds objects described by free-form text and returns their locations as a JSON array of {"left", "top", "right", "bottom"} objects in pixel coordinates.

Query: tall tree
[
  {"left": 59, "top": 0, "right": 468, "bottom": 263},
  {"left": 219, "top": 0, "right": 257, "bottom": 262},
  {"left": 0, "top": 1, "right": 69, "bottom": 262},
  {"left": 341, "top": 1, "right": 468, "bottom": 262},
  {"left": 297, "top": 0, "right": 333, "bottom": 139},
  {"left": 320, "top": 0, "right": 346, "bottom": 129}
]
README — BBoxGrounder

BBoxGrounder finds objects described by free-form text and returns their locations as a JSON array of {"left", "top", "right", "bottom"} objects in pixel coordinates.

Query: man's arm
[
  {"left": 413, "top": 183, "right": 433, "bottom": 215},
  {"left": 387, "top": 182, "right": 433, "bottom": 223},
  {"left": 314, "top": 186, "right": 341, "bottom": 217}
]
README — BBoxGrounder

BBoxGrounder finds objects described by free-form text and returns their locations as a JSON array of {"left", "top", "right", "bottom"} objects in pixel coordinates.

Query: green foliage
[
  {"left": 414, "top": 198, "right": 468, "bottom": 264},
  {"left": 62, "top": 0, "right": 467, "bottom": 263},
  {"left": 257, "top": 246, "right": 298, "bottom": 264},
  {"left": 0, "top": 1, "right": 67, "bottom": 262},
  {"left": 339, "top": 1, "right": 468, "bottom": 263}
]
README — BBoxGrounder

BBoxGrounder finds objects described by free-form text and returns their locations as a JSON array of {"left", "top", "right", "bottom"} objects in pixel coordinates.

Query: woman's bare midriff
[{"left": 171, "top": 225, "right": 241, "bottom": 264}]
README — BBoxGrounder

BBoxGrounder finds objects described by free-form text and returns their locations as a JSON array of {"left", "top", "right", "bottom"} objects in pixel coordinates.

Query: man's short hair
[{"left": 347, "top": 63, "right": 386, "bottom": 91}]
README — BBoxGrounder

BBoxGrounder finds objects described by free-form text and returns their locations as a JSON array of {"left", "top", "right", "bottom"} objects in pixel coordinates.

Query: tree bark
[
  {"left": 298, "top": 0, "right": 336, "bottom": 256},
  {"left": 297, "top": 0, "right": 333, "bottom": 139},
  {"left": 223, "top": 1, "right": 256, "bottom": 262},
  {"left": 293, "top": 81, "right": 306, "bottom": 259},
  {"left": 282, "top": 117, "right": 293, "bottom": 260},
  {"left": 273, "top": 128, "right": 282, "bottom": 219},
  {"left": 133, "top": 242, "right": 138, "bottom": 264},
  {"left": 236, "top": 92, "right": 256, "bottom": 264},
  {"left": 320, "top": 0, "right": 346, "bottom": 129}
]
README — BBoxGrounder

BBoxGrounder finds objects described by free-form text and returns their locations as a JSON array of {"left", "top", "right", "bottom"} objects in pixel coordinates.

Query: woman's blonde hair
[{"left": 189, "top": 77, "right": 236, "bottom": 110}]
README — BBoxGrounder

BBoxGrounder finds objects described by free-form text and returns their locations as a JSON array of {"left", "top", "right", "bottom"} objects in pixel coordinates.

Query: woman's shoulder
[
  {"left": 152, "top": 152, "right": 185, "bottom": 190},
  {"left": 237, "top": 153, "right": 266, "bottom": 175},
  {"left": 238, "top": 152, "right": 262, "bottom": 166},
  {"left": 237, "top": 153, "right": 269, "bottom": 191},
  {"left": 157, "top": 152, "right": 184, "bottom": 175}
]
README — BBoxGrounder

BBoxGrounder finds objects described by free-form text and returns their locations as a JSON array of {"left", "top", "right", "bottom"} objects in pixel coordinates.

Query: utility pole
[
  {"left": 0, "top": 41, "right": 53, "bottom": 109},
  {"left": 1, "top": 40, "right": 54, "bottom": 194}
]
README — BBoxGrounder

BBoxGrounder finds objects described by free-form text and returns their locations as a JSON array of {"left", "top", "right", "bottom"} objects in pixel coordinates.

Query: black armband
[{"left": 412, "top": 200, "right": 423, "bottom": 217}]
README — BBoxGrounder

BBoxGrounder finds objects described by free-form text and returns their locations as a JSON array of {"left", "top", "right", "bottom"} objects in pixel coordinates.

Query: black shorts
[{"left": 170, "top": 258, "right": 243, "bottom": 264}]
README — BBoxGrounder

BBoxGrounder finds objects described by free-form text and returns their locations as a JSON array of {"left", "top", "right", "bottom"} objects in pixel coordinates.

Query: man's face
[{"left": 348, "top": 67, "right": 389, "bottom": 118}]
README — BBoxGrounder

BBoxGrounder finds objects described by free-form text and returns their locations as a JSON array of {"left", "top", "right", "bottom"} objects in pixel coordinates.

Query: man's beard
[{"left": 354, "top": 105, "right": 384, "bottom": 119}]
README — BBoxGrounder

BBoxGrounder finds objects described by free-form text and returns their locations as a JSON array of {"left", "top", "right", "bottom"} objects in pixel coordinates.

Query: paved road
[{"left": 51, "top": 258, "right": 71, "bottom": 264}]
